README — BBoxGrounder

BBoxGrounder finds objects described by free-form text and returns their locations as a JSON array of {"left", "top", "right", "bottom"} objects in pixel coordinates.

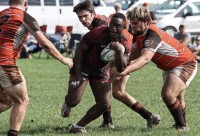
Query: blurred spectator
[
  {"left": 26, "top": 35, "right": 42, "bottom": 54},
  {"left": 109, "top": 3, "right": 123, "bottom": 18},
  {"left": 49, "top": 26, "right": 71, "bottom": 54},
  {"left": 19, "top": 44, "right": 32, "bottom": 59},
  {"left": 189, "top": 35, "right": 200, "bottom": 61},
  {"left": 143, "top": 2, "right": 157, "bottom": 24},
  {"left": 109, "top": 3, "right": 129, "bottom": 29},
  {"left": 174, "top": 24, "right": 192, "bottom": 47}
]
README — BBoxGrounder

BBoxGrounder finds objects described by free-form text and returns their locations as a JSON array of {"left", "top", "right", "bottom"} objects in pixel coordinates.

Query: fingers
[{"left": 68, "top": 61, "right": 73, "bottom": 69}]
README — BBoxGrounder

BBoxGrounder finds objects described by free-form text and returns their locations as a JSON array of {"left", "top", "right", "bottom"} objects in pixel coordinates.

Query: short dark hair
[
  {"left": 179, "top": 24, "right": 185, "bottom": 30},
  {"left": 9, "top": 0, "right": 25, "bottom": 5},
  {"left": 112, "top": 13, "right": 126, "bottom": 23},
  {"left": 73, "top": 0, "right": 95, "bottom": 14}
]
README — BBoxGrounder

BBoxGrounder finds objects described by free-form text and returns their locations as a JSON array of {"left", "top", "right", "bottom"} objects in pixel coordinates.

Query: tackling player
[{"left": 118, "top": 6, "right": 197, "bottom": 131}]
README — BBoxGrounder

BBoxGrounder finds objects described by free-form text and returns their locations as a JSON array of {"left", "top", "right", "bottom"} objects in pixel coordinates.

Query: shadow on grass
[{"left": 20, "top": 125, "right": 72, "bottom": 135}]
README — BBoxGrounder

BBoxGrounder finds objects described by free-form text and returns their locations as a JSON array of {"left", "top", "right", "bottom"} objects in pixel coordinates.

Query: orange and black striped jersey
[
  {"left": 134, "top": 24, "right": 195, "bottom": 71},
  {"left": 0, "top": 7, "right": 41, "bottom": 65}
]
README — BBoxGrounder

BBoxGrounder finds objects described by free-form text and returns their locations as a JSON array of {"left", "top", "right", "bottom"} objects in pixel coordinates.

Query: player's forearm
[
  {"left": 115, "top": 51, "right": 127, "bottom": 72},
  {"left": 123, "top": 55, "right": 149, "bottom": 75}
]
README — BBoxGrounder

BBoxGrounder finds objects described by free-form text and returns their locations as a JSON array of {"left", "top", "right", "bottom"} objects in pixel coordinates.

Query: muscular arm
[
  {"left": 24, "top": 13, "right": 73, "bottom": 67},
  {"left": 115, "top": 48, "right": 127, "bottom": 72},
  {"left": 74, "top": 39, "right": 89, "bottom": 75},
  {"left": 110, "top": 42, "right": 127, "bottom": 72},
  {"left": 128, "top": 44, "right": 141, "bottom": 62},
  {"left": 122, "top": 50, "right": 155, "bottom": 75}
]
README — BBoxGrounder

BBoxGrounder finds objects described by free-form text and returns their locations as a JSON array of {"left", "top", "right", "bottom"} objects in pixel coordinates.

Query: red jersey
[
  {"left": 87, "top": 14, "right": 110, "bottom": 30},
  {"left": 88, "top": 14, "right": 133, "bottom": 44},
  {"left": 0, "top": 7, "right": 41, "bottom": 65},
  {"left": 82, "top": 27, "right": 132, "bottom": 69},
  {"left": 135, "top": 24, "right": 195, "bottom": 71}
]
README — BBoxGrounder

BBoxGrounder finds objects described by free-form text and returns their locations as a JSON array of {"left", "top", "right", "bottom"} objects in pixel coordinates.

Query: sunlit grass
[{"left": 1, "top": 56, "right": 200, "bottom": 136}]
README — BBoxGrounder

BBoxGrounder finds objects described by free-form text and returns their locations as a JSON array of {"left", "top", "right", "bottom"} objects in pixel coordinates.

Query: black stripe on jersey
[{"left": 23, "top": 12, "right": 41, "bottom": 35}]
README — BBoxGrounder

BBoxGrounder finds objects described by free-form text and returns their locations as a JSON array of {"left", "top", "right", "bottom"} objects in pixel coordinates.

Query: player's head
[
  {"left": 127, "top": 6, "right": 152, "bottom": 35},
  {"left": 73, "top": 0, "right": 95, "bottom": 27},
  {"left": 195, "top": 35, "right": 200, "bottom": 45},
  {"left": 179, "top": 24, "right": 186, "bottom": 34},
  {"left": 109, "top": 13, "right": 126, "bottom": 41},
  {"left": 9, "top": 0, "right": 28, "bottom": 11}
]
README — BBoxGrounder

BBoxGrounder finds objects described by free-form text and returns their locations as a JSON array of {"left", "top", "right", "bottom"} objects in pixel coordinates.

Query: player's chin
[{"left": 109, "top": 32, "right": 118, "bottom": 39}]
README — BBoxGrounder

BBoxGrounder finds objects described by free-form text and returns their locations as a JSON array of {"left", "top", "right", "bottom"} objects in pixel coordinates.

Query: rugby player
[
  {"left": 0, "top": 0, "right": 73, "bottom": 135},
  {"left": 118, "top": 6, "right": 197, "bottom": 131}
]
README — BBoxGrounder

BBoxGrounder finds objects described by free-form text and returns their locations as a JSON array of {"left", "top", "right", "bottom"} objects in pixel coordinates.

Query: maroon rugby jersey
[{"left": 82, "top": 27, "right": 132, "bottom": 69}]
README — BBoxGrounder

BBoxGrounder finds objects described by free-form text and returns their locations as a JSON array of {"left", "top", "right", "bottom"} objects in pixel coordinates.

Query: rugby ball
[{"left": 101, "top": 43, "right": 125, "bottom": 62}]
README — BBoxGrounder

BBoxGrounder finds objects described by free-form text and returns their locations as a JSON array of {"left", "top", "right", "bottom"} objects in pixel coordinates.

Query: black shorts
[{"left": 70, "top": 64, "right": 110, "bottom": 82}]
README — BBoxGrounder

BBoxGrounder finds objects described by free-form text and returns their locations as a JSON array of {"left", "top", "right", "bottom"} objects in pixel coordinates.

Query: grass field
[{"left": 1, "top": 56, "right": 200, "bottom": 136}]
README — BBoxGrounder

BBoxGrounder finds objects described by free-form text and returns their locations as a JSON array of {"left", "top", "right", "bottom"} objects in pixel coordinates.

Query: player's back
[
  {"left": 0, "top": 7, "right": 29, "bottom": 65},
  {"left": 136, "top": 24, "right": 195, "bottom": 70}
]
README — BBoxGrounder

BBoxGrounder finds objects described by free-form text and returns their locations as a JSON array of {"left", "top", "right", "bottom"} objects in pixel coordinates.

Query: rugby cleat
[
  {"left": 147, "top": 114, "right": 161, "bottom": 128},
  {"left": 175, "top": 126, "right": 189, "bottom": 132},
  {"left": 61, "top": 102, "right": 71, "bottom": 118},
  {"left": 69, "top": 124, "right": 87, "bottom": 134},
  {"left": 99, "top": 122, "right": 115, "bottom": 129}
]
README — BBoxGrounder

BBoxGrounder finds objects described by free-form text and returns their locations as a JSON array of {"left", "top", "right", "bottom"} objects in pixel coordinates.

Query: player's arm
[
  {"left": 74, "top": 39, "right": 89, "bottom": 76},
  {"left": 110, "top": 42, "right": 127, "bottom": 72},
  {"left": 23, "top": 13, "right": 73, "bottom": 67},
  {"left": 128, "top": 43, "right": 141, "bottom": 63},
  {"left": 120, "top": 31, "right": 161, "bottom": 77},
  {"left": 121, "top": 50, "right": 155, "bottom": 76}
]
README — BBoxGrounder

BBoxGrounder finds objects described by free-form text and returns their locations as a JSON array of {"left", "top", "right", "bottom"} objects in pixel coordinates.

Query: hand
[
  {"left": 116, "top": 72, "right": 126, "bottom": 80},
  {"left": 61, "top": 57, "right": 73, "bottom": 68},
  {"left": 109, "top": 42, "right": 124, "bottom": 53}
]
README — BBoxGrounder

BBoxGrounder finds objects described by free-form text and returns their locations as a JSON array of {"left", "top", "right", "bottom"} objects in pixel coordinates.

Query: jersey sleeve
[
  {"left": 23, "top": 12, "right": 42, "bottom": 36},
  {"left": 142, "top": 29, "right": 162, "bottom": 52}
]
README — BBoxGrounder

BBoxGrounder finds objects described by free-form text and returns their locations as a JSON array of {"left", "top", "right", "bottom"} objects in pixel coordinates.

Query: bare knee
[
  {"left": 12, "top": 94, "right": 29, "bottom": 107},
  {"left": 112, "top": 89, "right": 125, "bottom": 100},
  {"left": 161, "top": 89, "right": 174, "bottom": 104}
]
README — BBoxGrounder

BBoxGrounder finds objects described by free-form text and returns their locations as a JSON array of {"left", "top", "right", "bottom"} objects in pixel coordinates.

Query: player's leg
[
  {"left": 162, "top": 61, "right": 197, "bottom": 131},
  {"left": 0, "top": 87, "right": 14, "bottom": 113},
  {"left": 177, "top": 90, "right": 186, "bottom": 124},
  {"left": 61, "top": 76, "right": 88, "bottom": 118},
  {"left": 112, "top": 74, "right": 160, "bottom": 128},
  {"left": 162, "top": 73, "right": 187, "bottom": 129},
  {"left": 70, "top": 80, "right": 111, "bottom": 133},
  {"left": 3, "top": 69, "right": 29, "bottom": 136},
  {"left": 99, "top": 65, "right": 115, "bottom": 129}
]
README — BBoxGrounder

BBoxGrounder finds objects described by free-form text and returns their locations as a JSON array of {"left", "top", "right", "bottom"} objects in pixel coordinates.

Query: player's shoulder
[
  {"left": 95, "top": 14, "right": 110, "bottom": 22},
  {"left": 89, "top": 26, "right": 108, "bottom": 35}
]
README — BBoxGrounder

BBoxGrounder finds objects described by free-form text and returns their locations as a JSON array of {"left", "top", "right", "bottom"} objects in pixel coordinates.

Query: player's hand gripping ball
[{"left": 101, "top": 42, "right": 125, "bottom": 62}]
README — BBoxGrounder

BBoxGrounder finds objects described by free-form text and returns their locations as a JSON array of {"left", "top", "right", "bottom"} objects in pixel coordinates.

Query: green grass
[{"left": 1, "top": 56, "right": 200, "bottom": 136}]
